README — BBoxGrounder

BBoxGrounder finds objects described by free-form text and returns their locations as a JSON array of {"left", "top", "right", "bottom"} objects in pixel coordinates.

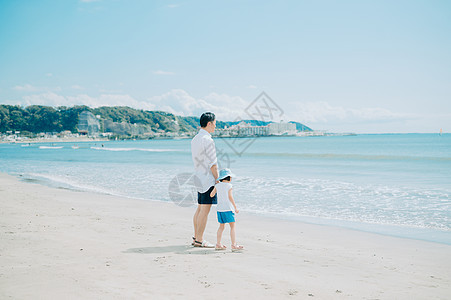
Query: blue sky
[{"left": 1, "top": 0, "right": 450, "bottom": 133}]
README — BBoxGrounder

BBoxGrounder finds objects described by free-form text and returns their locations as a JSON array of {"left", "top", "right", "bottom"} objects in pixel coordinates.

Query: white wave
[
  {"left": 39, "top": 146, "right": 63, "bottom": 149},
  {"left": 24, "top": 173, "right": 113, "bottom": 195},
  {"left": 233, "top": 175, "right": 451, "bottom": 232},
  {"left": 90, "top": 147, "right": 181, "bottom": 152}
]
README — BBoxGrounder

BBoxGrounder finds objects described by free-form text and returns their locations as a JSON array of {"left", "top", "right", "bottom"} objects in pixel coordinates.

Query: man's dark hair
[
  {"left": 200, "top": 112, "right": 215, "bottom": 128},
  {"left": 220, "top": 176, "right": 231, "bottom": 182}
]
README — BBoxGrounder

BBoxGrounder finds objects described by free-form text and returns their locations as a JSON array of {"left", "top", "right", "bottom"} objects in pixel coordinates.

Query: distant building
[
  {"left": 215, "top": 121, "right": 298, "bottom": 137},
  {"left": 268, "top": 122, "right": 297, "bottom": 135},
  {"left": 236, "top": 121, "right": 269, "bottom": 136},
  {"left": 103, "top": 119, "right": 152, "bottom": 136},
  {"left": 78, "top": 111, "right": 100, "bottom": 137}
]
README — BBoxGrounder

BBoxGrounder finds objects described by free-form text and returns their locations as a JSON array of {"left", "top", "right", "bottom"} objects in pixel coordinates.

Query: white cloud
[
  {"left": 22, "top": 93, "right": 67, "bottom": 107},
  {"left": 13, "top": 84, "right": 61, "bottom": 93},
  {"left": 13, "top": 84, "right": 38, "bottom": 92},
  {"left": 147, "top": 89, "right": 248, "bottom": 120},
  {"left": 247, "top": 85, "right": 257, "bottom": 89},
  {"left": 282, "top": 101, "right": 429, "bottom": 133},
  {"left": 13, "top": 90, "right": 449, "bottom": 132},
  {"left": 287, "top": 101, "right": 408, "bottom": 124},
  {"left": 80, "top": 0, "right": 100, "bottom": 3},
  {"left": 167, "top": 4, "right": 180, "bottom": 8},
  {"left": 71, "top": 85, "right": 84, "bottom": 90},
  {"left": 15, "top": 89, "right": 280, "bottom": 121},
  {"left": 153, "top": 70, "right": 175, "bottom": 75},
  {"left": 21, "top": 92, "right": 156, "bottom": 111}
]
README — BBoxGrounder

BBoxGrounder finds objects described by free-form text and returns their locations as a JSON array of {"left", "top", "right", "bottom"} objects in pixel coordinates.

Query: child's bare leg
[
  {"left": 230, "top": 223, "right": 243, "bottom": 250},
  {"left": 217, "top": 223, "right": 225, "bottom": 247},
  {"left": 229, "top": 222, "right": 236, "bottom": 246}
]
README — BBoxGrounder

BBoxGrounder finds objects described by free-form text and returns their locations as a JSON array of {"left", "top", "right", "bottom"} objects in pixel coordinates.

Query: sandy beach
[{"left": 1, "top": 172, "right": 450, "bottom": 299}]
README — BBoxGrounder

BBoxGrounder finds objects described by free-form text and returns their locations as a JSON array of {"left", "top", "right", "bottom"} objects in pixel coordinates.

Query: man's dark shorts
[{"left": 198, "top": 186, "right": 217, "bottom": 205}]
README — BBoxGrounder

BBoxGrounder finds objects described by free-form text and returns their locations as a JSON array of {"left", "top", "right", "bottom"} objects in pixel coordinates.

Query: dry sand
[{"left": 1, "top": 172, "right": 450, "bottom": 299}]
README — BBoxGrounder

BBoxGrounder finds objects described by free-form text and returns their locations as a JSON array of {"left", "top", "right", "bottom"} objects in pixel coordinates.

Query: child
[{"left": 210, "top": 168, "right": 244, "bottom": 252}]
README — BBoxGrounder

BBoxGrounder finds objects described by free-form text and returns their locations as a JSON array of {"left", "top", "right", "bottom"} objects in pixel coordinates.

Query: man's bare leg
[
  {"left": 193, "top": 205, "right": 201, "bottom": 241},
  {"left": 195, "top": 204, "right": 211, "bottom": 243}
]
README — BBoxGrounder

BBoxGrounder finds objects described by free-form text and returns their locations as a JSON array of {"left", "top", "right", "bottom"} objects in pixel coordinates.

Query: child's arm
[
  {"left": 228, "top": 188, "right": 239, "bottom": 213},
  {"left": 210, "top": 186, "right": 217, "bottom": 198}
]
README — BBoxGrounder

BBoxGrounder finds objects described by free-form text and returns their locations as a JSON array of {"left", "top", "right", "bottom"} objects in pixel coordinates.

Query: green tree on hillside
[{"left": 25, "top": 106, "right": 62, "bottom": 133}]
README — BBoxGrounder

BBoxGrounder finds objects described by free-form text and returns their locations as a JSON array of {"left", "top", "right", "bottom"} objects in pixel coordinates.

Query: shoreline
[
  {"left": 1, "top": 132, "right": 447, "bottom": 145},
  {"left": 9, "top": 170, "right": 451, "bottom": 246},
  {"left": 0, "top": 132, "right": 350, "bottom": 144},
  {"left": 1, "top": 172, "right": 450, "bottom": 299},
  {"left": 245, "top": 210, "right": 451, "bottom": 246}
]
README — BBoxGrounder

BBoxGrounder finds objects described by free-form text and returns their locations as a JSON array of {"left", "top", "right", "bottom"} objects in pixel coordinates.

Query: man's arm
[
  {"left": 211, "top": 164, "right": 219, "bottom": 182},
  {"left": 205, "top": 137, "right": 218, "bottom": 182}
]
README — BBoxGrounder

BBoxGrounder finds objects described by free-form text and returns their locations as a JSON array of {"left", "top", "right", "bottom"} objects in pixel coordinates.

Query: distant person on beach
[
  {"left": 191, "top": 112, "right": 218, "bottom": 248},
  {"left": 210, "top": 168, "right": 244, "bottom": 251}
]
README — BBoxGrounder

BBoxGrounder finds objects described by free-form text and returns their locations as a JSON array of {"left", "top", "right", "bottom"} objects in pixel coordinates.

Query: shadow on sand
[{"left": 123, "top": 245, "right": 219, "bottom": 255}]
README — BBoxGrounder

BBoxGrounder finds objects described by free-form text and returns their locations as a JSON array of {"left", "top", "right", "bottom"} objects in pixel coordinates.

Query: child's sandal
[
  {"left": 215, "top": 244, "right": 227, "bottom": 250},
  {"left": 231, "top": 245, "right": 244, "bottom": 252}
]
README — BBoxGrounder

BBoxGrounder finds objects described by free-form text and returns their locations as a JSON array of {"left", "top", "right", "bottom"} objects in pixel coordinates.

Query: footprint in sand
[{"left": 288, "top": 289, "right": 298, "bottom": 295}]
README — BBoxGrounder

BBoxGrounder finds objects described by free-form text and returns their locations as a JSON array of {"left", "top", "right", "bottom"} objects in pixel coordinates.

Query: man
[{"left": 191, "top": 112, "right": 219, "bottom": 248}]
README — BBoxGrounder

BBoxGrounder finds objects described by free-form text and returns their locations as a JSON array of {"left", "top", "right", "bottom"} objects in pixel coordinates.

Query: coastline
[
  {"left": 0, "top": 137, "right": 109, "bottom": 144},
  {"left": 2, "top": 132, "right": 444, "bottom": 145},
  {"left": 1, "top": 172, "right": 450, "bottom": 299},
  {"left": 0, "top": 131, "right": 350, "bottom": 144}
]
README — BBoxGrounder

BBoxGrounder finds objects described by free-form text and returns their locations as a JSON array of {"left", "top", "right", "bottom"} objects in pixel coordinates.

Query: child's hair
[{"left": 219, "top": 176, "right": 231, "bottom": 182}]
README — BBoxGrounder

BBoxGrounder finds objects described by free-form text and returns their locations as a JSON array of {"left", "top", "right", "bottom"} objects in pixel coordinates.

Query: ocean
[{"left": 1, "top": 134, "right": 450, "bottom": 244}]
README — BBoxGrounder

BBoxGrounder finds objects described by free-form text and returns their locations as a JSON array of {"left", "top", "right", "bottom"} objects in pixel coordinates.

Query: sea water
[{"left": 1, "top": 134, "right": 450, "bottom": 244}]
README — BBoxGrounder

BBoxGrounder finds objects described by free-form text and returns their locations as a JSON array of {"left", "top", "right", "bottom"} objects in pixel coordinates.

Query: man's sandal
[{"left": 193, "top": 240, "right": 215, "bottom": 248}]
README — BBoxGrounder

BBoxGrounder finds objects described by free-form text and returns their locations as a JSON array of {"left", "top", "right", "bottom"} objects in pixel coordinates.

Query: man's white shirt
[{"left": 191, "top": 129, "right": 217, "bottom": 193}]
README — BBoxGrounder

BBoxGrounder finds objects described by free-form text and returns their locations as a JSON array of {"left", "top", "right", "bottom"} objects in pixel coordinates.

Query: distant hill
[
  {"left": 223, "top": 119, "right": 312, "bottom": 131},
  {"left": 289, "top": 121, "right": 313, "bottom": 132},
  {"left": 0, "top": 104, "right": 312, "bottom": 134},
  {"left": 0, "top": 105, "right": 195, "bottom": 134}
]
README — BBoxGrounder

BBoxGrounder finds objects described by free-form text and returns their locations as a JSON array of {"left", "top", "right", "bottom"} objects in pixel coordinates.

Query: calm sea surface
[{"left": 1, "top": 134, "right": 450, "bottom": 244}]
